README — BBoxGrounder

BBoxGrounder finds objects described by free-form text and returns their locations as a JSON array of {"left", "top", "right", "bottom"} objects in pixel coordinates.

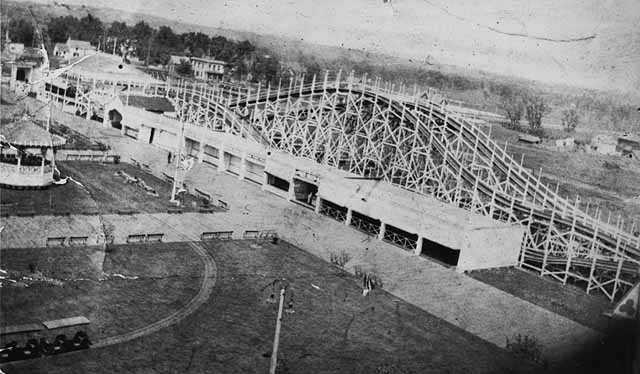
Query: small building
[
  {"left": 0, "top": 119, "right": 66, "bottom": 188},
  {"left": 190, "top": 56, "right": 226, "bottom": 81},
  {"left": 9, "top": 47, "right": 49, "bottom": 97},
  {"left": 1, "top": 43, "right": 24, "bottom": 62},
  {"left": 518, "top": 134, "right": 541, "bottom": 144},
  {"left": 618, "top": 134, "right": 640, "bottom": 157},
  {"left": 103, "top": 95, "right": 178, "bottom": 149},
  {"left": 592, "top": 134, "right": 619, "bottom": 156},
  {"left": 555, "top": 137, "right": 575, "bottom": 150},
  {"left": 53, "top": 38, "right": 97, "bottom": 63},
  {"left": 168, "top": 55, "right": 190, "bottom": 75}
]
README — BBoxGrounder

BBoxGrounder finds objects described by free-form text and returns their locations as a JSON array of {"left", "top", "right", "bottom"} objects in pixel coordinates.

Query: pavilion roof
[
  {"left": 121, "top": 95, "right": 176, "bottom": 113},
  {"left": 65, "top": 53, "right": 161, "bottom": 84},
  {"left": 0, "top": 119, "right": 66, "bottom": 148}
]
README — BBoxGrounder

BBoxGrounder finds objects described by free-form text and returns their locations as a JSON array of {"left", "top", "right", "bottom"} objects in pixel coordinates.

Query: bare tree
[
  {"left": 561, "top": 107, "right": 579, "bottom": 132},
  {"left": 502, "top": 94, "right": 524, "bottom": 129},
  {"left": 524, "top": 94, "right": 547, "bottom": 134}
]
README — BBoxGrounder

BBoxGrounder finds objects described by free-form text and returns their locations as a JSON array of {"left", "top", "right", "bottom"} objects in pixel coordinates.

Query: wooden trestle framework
[{"left": 42, "top": 70, "right": 640, "bottom": 302}]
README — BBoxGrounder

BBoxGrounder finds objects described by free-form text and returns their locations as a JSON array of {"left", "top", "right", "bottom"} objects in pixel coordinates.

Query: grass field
[
  {"left": 0, "top": 161, "right": 207, "bottom": 215},
  {"left": 0, "top": 243, "right": 202, "bottom": 346},
  {"left": 2, "top": 240, "right": 540, "bottom": 374},
  {"left": 467, "top": 267, "right": 612, "bottom": 332}
]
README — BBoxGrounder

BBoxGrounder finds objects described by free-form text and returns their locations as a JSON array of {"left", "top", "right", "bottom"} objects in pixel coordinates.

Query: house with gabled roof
[{"left": 53, "top": 38, "right": 97, "bottom": 63}]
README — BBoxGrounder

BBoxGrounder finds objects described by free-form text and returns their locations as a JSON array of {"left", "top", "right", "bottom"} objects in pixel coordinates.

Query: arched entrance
[{"left": 108, "top": 109, "right": 123, "bottom": 130}]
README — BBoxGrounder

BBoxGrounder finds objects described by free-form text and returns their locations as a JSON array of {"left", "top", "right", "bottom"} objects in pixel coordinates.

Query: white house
[
  {"left": 53, "top": 38, "right": 97, "bottom": 63},
  {"left": 190, "top": 56, "right": 226, "bottom": 81}
]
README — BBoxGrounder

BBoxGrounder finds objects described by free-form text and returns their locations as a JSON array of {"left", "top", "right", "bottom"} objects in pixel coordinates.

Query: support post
[
  {"left": 345, "top": 208, "right": 353, "bottom": 226},
  {"left": 414, "top": 237, "right": 423, "bottom": 256},
  {"left": 378, "top": 222, "right": 386, "bottom": 241}
]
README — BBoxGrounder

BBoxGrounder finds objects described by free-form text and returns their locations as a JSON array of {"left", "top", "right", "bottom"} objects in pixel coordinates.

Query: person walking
[{"left": 167, "top": 152, "right": 172, "bottom": 164}]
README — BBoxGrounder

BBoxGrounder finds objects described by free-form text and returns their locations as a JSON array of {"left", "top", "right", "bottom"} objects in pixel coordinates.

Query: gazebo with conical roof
[{"left": 0, "top": 118, "right": 66, "bottom": 188}]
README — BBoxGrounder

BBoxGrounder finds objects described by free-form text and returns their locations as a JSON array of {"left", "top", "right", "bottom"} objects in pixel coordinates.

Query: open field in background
[
  {"left": 477, "top": 122, "right": 640, "bottom": 226},
  {"left": 0, "top": 243, "right": 202, "bottom": 345},
  {"left": 2, "top": 240, "right": 541, "bottom": 374},
  {"left": 4, "top": 1, "right": 639, "bottom": 134},
  {"left": 0, "top": 162, "right": 207, "bottom": 215}
]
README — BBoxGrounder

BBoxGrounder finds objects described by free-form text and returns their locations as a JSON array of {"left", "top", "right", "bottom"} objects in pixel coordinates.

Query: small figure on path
[{"left": 167, "top": 152, "right": 172, "bottom": 164}]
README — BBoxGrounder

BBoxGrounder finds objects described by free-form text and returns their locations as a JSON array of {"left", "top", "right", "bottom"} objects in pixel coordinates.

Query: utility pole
[{"left": 269, "top": 287, "right": 286, "bottom": 374}]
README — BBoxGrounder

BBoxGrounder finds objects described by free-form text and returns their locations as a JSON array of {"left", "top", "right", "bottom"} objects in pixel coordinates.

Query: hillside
[{"left": 3, "top": 0, "right": 639, "bottom": 132}]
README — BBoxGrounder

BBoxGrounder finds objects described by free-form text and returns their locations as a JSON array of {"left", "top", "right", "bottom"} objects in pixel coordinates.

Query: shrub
[
  {"left": 506, "top": 334, "right": 544, "bottom": 365},
  {"left": 561, "top": 107, "right": 579, "bottom": 132},
  {"left": 355, "top": 266, "right": 384, "bottom": 291},
  {"left": 329, "top": 251, "right": 351, "bottom": 268}
]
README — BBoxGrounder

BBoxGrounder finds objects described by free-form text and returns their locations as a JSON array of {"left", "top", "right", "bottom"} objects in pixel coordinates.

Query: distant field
[
  {"left": 477, "top": 122, "right": 640, "bottom": 226},
  {"left": 2, "top": 240, "right": 539, "bottom": 374}
]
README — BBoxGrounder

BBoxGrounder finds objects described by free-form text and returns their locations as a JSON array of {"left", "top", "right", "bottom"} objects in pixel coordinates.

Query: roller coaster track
[{"left": 42, "top": 71, "right": 639, "bottom": 301}]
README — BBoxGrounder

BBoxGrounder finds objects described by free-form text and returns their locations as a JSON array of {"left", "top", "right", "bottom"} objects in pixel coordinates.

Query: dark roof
[
  {"left": 67, "top": 40, "right": 94, "bottom": 50},
  {"left": 0, "top": 119, "right": 66, "bottom": 148},
  {"left": 15, "top": 47, "right": 46, "bottom": 64},
  {"left": 54, "top": 43, "right": 70, "bottom": 52},
  {"left": 121, "top": 95, "right": 176, "bottom": 113}
]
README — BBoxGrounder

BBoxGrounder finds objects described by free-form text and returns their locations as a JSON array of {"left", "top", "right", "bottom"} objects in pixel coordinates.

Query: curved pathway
[{"left": 94, "top": 219, "right": 217, "bottom": 348}]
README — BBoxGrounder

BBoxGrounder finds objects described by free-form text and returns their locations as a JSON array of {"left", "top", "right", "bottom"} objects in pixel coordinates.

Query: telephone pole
[{"left": 269, "top": 287, "right": 286, "bottom": 374}]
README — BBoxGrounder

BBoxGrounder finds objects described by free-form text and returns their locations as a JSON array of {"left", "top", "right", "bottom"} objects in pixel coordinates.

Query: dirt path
[{"left": 94, "top": 216, "right": 217, "bottom": 348}]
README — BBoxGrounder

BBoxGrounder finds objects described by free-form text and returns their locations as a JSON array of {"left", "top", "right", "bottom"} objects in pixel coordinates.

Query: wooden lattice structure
[{"left": 43, "top": 69, "right": 640, "bottom": 302}]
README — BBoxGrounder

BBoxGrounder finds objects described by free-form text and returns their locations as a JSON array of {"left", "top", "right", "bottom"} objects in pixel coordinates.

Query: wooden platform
[
  {"left": 0, "top": 323, "right": 43, "bottom": 336},
  {"left": 42, "top": 316, "right": 90, "bottom": 330}
]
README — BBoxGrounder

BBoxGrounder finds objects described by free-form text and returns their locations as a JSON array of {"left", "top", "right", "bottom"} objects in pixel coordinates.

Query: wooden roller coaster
[{"left": 41, "top": 69, "right": 640, "bottom": 302}]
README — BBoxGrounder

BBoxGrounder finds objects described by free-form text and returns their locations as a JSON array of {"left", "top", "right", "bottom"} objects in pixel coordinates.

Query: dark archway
[
  {"left": 16, "top": 68, "right": 27, "bottom": 82},
  {"left": 108, "top": 109, "right": 123, "bottom": 130}
]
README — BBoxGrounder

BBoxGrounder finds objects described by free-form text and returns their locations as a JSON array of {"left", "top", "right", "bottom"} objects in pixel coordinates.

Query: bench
[
  {"left": 126, "top": 234, "right": 146, "bottom": 243},
  {"left": 130, "top": 157, "right": 140, "bottom": 167},
  {"left": 198, "top": 206, "right": 215, "bottom": 213},
  {"left": 258, "top": 230, "right": 278, "bottom": 240},
  {"left": 242, "top": 230, "right": 260, "bottom": 239},
  {"left": 218, "top": 200, "right": 229, "bottom": 210},
  {"left": 142, "top": 163, "right": 152, "bottom": 173},
  {"left": 146, "top": 233, "right": 164, "bottom": 243},
  {"left": 201, "top": 231, "right": 233, "bottom": 241},
  {"left": 46, "top": 237, "right": 67, "bottom": 247},
  {"left": 0, "top": 324, "right": 43, "bottom": 336},
  {"left": 195, "top": 188, "right": 212, "bottom": 202},
  {"left": 162, "top": 172, "right": 174, "bottom": 183},
  {"left": 167, "top": 206, "right": 183, "bottom": 214},
  {"left": 68, "top": 236, "right": 88, "bottom": 246},
  {"left": 116, "top": 209, "right": 138, "bottom": 215}
]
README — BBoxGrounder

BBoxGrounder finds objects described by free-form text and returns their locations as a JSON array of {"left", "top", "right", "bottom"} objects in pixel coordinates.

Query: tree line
[{"left": 3, "top": 13, "right": 281, "bottom": 83}]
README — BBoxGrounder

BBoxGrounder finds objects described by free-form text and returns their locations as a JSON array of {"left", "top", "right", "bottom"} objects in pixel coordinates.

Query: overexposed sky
[{"left": 23, "top": 0, "right": 640, "bottom": 95}]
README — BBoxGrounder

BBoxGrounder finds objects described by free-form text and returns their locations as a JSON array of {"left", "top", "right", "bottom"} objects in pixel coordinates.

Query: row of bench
[
  {"left": 46, "top": 230, "right": 278, "bottom": 247},
  {"left": 130, "top": 158, "right": 153, "bottom": 174},
  {"left": 126, "top": 233, "right": 164, "bottom": 244},
  {"left": 46, "top": 236, "right": 89, "bottom": 247},
  {"left": 201, "top": 229, "right": 278, "bottom": 242}
]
